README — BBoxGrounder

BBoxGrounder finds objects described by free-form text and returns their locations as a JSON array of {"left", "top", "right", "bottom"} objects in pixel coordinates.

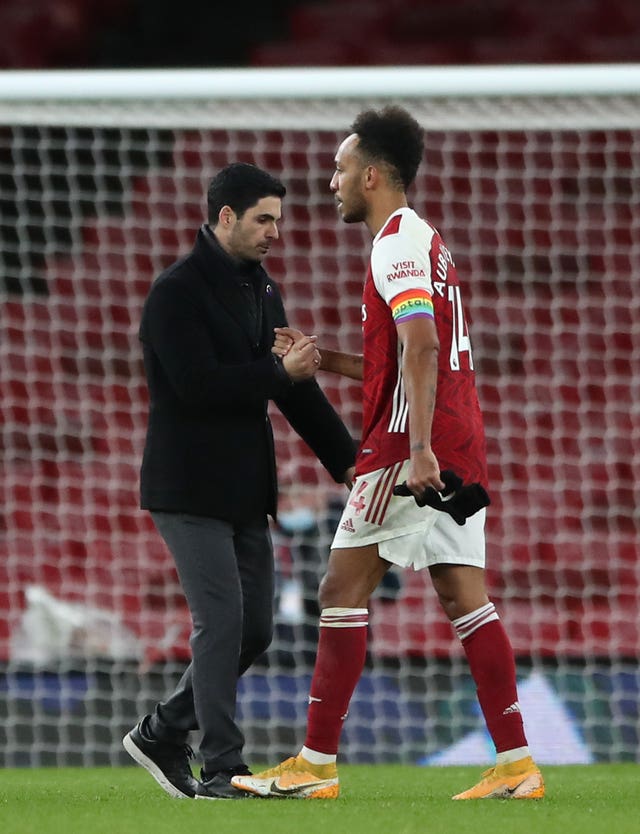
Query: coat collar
[{"left": 190, "top": 225, "right": 270, "bottom": 349}]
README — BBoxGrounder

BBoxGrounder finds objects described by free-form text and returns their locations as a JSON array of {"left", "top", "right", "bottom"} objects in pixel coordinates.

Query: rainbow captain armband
[
  {"left": 390, "top": 289, "right": 434, "bottom": 323},
  {"left": 393, "top": 470, "right": 490, "bottom": 525}
]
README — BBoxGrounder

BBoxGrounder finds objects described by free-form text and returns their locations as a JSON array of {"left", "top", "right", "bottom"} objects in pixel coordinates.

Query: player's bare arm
[
  {"left": 317, "top": 348, "right": 363, "bottom": 380},
  {"left": 272, "top": 328, "right": 355, "bottom": 488},
  {"left": 397, "top": 316, "right": 444, "bottom": 495},
  {"left": 273, "top": 327, "right": 363, "bottom": 380}
]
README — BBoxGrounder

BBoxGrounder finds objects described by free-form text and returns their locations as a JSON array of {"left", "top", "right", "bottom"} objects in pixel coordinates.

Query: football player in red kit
[{"left": 232, "top": 107, "right": 544, "bottom": 802}]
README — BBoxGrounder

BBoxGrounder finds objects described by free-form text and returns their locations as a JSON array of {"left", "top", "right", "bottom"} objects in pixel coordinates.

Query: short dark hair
[
  {"left": 207, "top": 162, "right": 286, "bottom": 223},
  {"left": 351, "top": 106, "right": 424, "bottom": 190}
]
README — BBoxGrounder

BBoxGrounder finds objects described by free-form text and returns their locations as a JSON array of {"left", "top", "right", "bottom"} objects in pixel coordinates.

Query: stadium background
[{"left": 0, "top": 1, "right": 638, "bottom": 766}]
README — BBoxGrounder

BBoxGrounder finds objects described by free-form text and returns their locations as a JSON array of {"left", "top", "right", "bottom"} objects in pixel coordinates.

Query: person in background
[
  {"left": 231, "top": 109, "right": 544, "bottom": 801},
  {"left": 123, "top": 163, "right": 356, "bottom": 800}
]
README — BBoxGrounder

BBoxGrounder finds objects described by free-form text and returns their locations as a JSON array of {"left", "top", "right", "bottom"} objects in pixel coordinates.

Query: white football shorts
[{"left": 331, "top": 459, "right": 486, "bottom": 570}]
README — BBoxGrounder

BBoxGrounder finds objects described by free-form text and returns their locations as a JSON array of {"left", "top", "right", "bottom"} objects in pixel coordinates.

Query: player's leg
[
  {"left": 306, "top": 455, "right": 439, "bottom": 754},
  {"left": 303, "top": 542, "right": 389, "bottom": 754},
  {"left": 232, "top": 541, "right": 388, "bottom": 798},
  {"left": 430, "top": 562, "right": 529, "bottom": 753},
  {"left": 428, "top": 554, "right": 543, "bottom": 799},
  {"left": 232, "top": 460, "right": 430, "bottom": 799}
]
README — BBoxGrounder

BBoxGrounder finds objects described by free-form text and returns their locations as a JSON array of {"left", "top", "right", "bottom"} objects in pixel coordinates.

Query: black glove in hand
[{"left": 392, "top": 469, "right": 490, "bottom": 525}]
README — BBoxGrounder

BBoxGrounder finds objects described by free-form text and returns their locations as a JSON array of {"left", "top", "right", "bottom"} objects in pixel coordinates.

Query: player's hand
[
  {"left": 281, "top": 334, "right": 321, "bottom": 381},
  {"left": 393, "top": 470, "right": 490, "bottom": 524},
  {"left": 272, "top": 326, "right": 305, "bottom": 357},
  {"left": 406, "top": 446, "right": 444, "bottom": 497},
  {"left": 343, "top": 465, "right": 356, "bottom": 490}
]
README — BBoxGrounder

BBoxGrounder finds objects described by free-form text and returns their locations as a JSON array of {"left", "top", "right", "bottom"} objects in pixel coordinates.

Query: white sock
[
  {"left": 300, "top": 745, "right": 337, "bottom": 765},
  {"left": 496, "top": 746, "right": 530, "bottom": 765}
]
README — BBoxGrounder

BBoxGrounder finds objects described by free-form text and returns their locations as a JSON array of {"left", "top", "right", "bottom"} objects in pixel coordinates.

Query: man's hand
[
  {"left": 393, "top": 469, "right": 490, "bottom": 525},
  {"left": 272, "top": 326, "right": 306, "bottom": 357},
  {"left": 343, "top": 465, "right": 356, "bottom": 490},
  {"left": 278, "top": 330, "right": 321, "bottom": 381},
  {"left": 406, "top": 444, "right": 444, "bottom": 497}
]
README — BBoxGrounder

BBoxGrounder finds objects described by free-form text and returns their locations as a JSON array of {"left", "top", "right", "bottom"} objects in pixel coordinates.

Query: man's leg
[
  {"left": 430, "top": 564, "right": 528, "bottom": 753},
  {"left": 124, "top": 511, "right": 246, "bottom": 798},
  {"left": 302, "top": 543, "right": 389, "bottom": 757},
  {"left": 232, "top": 543, "right": 389, "bottom": 798},
  {"left": 193, "top": 519, "right": 274, "bottom": 800},
  {"left": 148, "top": 512, "right": 252, "bottom": 771},
  {"left": 235, "top": 521, "right": 275, "bottom": 676},
  {"left": 429, "top": 563, "right": 543, "bottom": 800},
  {"left": 194, "top": 519, "right": 274, "bottom": 800}
]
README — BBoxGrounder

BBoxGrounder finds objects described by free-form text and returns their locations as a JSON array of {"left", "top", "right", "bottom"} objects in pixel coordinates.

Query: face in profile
[
  {"left": 225, "top": 196, "right": 282, "bottom": 263},
  {"left": 330, "top": 133, "right": 368, "bottom": 224}
]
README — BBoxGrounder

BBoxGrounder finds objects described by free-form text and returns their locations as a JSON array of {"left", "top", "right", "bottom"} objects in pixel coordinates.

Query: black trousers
[{"left": 148, "top": 512, "right": 274, "bottom": 773}]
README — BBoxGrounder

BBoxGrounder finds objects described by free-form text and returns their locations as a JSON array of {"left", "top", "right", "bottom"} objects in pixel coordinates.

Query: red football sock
[
  {"left": 453, "top": 603, "right": 528, "bottom": 754},
  {"left": 304, "top": 607, "right": 369, "bottom": 755}
]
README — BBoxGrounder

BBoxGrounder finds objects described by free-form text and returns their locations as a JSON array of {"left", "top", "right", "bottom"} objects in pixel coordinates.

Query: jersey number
[{"left": 448, "top": 285, "right": 474, "bottom": 371}]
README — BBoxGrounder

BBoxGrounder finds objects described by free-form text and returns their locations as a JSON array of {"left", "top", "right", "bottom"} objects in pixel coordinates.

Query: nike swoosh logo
[
  {"left": 269, "top": 779, "right": 324, "bottom": 796},
  {"left": 504, "top": 777, "right": 532, "bottom": 797}
]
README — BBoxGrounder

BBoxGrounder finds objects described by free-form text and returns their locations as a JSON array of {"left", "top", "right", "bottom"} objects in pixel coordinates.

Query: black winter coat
[{"left": 139, "top": 227, "right": 356, "bottom": 523}]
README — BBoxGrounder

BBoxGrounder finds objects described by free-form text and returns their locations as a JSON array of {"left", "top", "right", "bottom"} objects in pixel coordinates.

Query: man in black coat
[{"left": 123, "top": 163, "right": 356, "bottom": 800}]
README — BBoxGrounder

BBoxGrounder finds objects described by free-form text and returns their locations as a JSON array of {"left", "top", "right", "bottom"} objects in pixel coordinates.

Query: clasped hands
[
  {"left": 273, "top": 327, "right": 353, "bottom": 490},
  {"left": 273, "top": 326, "right": 320, "bottom": 382}
]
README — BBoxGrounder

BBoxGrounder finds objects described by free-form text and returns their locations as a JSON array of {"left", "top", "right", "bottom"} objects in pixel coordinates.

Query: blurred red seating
[{"left": 251, "top": 40, "right": 360, "bottom": 67}]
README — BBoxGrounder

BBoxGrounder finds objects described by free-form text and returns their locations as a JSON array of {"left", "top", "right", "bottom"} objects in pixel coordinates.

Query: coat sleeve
[
  {"left": 274, "top": 380, "right": 357, "bottom": 483},
  {"left": 140, "top": 273, "right": 291, "bottom": 408}
]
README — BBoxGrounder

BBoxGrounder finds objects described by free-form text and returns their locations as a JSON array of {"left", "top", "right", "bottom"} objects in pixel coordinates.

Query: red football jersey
[{"left": 357, "top": 207, "right": 488, "bottom": 488}]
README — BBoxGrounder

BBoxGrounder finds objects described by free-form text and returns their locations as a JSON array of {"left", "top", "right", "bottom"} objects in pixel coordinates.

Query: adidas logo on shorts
[{"left": 340, "top": 518, "right": 356, "bottom": 533}]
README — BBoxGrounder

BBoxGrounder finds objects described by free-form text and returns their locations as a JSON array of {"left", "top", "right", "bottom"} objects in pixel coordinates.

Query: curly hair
[{"left": 351, "top": 106, "right": 424, "bottom": 190}]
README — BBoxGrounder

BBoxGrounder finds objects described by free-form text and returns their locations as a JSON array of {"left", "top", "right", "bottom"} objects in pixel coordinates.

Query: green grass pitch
[{"left": 1, "top": 764, "right": 637, "bottom": 834}]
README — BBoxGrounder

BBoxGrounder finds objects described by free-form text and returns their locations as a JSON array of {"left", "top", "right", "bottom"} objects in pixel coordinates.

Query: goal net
[{"left": 1, "top": 66, "right": 638, "bottom": 767}]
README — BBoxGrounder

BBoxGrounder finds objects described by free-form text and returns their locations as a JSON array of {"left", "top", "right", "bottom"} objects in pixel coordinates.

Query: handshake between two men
[{"left": 272, "top": 326, "right": 489, "bottom": 525}]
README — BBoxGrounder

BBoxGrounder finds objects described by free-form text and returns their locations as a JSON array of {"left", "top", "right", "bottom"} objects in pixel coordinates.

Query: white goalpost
[{"left": 0, "top": 65, "right": 638, "bottom": 767}]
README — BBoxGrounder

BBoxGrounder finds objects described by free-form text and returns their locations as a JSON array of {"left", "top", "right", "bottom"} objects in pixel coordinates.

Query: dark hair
[
  {"left": 351, "top": 106, "right": 424, "bottom": 190},
  {"left": 207, "top": 162, "right": 286, "bottom": 222}
]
